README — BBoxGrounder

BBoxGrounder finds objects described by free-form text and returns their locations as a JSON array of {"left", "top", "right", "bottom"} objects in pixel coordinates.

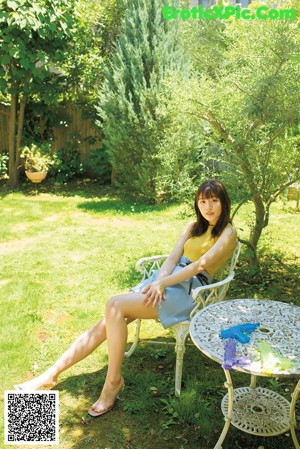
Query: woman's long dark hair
[{"left": 191, "top": 179, "right": 232, "bottom": 238}]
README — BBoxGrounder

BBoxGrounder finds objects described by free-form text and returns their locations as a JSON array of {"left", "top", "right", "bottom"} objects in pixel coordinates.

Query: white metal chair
[{"left": 125, "top": 241, "right": 242, "bottom": 396}]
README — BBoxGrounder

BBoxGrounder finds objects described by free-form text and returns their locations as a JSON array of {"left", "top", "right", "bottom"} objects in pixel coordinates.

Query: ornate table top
[{"left": 190, "top": 299, "right": 300, "bottom": 377}]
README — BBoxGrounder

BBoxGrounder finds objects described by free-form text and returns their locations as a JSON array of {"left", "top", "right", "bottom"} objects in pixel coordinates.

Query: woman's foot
[
  {"left": 14, "top": 369, "right": 58, "bottom": 391},
  {"left": 88, "top": 377, "right": 125, "bottom": 418}
]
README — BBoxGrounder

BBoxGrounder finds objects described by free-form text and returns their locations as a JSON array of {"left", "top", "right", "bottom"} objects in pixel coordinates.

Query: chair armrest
[
  {"left": 190, "top": 270, "right": 235, "bottom": 318},
  {"left": 135, "top": 255, "right": 168, "bottom": 278},
  {"left": 192, "top": 271, "right": 235, "bottom": 300},
  {"left": 135, "top": 254, "right": 168, "bottom": 271}
]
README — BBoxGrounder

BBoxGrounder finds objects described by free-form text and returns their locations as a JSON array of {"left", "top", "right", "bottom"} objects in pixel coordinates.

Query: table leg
[
  {"left": 250, "top": 374, "right": 257, "bottom": 389},
  {"left": 214, "top": 369, "right": 234, "bottom": 449},
  {"left": 290, "top": 379, "right": 300, "bottom": 449}
]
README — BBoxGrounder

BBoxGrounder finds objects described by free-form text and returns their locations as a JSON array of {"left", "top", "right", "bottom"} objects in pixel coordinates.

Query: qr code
[{"left": 4, "top": 391, "right": 59, "bottom": 445}]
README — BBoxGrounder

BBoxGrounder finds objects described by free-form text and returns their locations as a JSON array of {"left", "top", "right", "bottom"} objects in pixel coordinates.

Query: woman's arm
[
  {"left": 143, "top": 225, "right": 237, "bottom": 307},
  {"left": 142, "top": 221, "right": 193, "bottom": 307},
  {"left": 162, "top": 225, "right": 237, "bottom": 286},
  {"left": 156, "top": 221, "right": 194, "bottom": 281}
]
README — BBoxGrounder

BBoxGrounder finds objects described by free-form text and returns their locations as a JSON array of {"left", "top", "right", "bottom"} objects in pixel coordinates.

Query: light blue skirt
[{"left": 131, "top": 256, "right": 212, "bottom": 329}]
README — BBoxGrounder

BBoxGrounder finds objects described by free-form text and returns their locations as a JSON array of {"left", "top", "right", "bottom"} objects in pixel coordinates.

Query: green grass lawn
[{"left": 1, "top": 180, "right": 299, "bottom": 449}]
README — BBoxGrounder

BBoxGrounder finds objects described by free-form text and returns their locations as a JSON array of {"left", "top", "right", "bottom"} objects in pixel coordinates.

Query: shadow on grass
[
  {"left": 52, "top": 342, "right": 195, "bottom": 449},
  {"left": 51, "top": 342, "right": 225, "bottom": 449},
  {"left": 229, "top": 250, "right": 300, "bottom": 306},
  {"left": 52, "top": 340, "right": 298, "bottom": 449},
  {"left": 0, "top": 178, "right": 179, "bottom": 216},
  {"left": 77, "top": 198, "right": 176, "bottom": 215},
  {"left": 0, "top": 177, "right": 109, "bottom": 199},
  {"left": 0, "top": 178, "right": 115, "bottom": 201}
]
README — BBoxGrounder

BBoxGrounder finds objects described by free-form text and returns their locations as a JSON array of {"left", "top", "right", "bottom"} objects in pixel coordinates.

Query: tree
[
  {"left": 0, "top": 0, "right": 77, "bottom": 187},
  {"left": 172, "top": 11, "right": 300, "bottom": 265},
  {"left": 97, "top": 0, "right": 189, "bottom": 202},
  {"left": 63, "top": 0, "right": 125, "bottom": 121}
]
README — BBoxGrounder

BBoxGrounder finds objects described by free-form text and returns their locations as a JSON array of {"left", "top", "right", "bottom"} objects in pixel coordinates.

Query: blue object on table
[{"left": 220, "top": 322, "right": 260, "bottom": 343}]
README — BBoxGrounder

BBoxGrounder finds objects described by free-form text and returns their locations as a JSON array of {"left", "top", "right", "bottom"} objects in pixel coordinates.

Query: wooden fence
[
  {"left": 52, "top": 102, "right": 102, "bottom": 162},
  {"left": 0, "top": 102, "right": 102, "bottom": 162}
]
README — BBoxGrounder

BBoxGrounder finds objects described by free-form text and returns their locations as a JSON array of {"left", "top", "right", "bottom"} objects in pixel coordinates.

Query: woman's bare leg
[
  {"left": 90, "top": 292, "right": 158, "bottom": 414},
  {"left": 15, "top": 318, "right": 109, "bottom": 390}
]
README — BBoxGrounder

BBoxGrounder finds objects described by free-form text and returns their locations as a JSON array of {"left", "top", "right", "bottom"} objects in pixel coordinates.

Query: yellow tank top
[{"left": 183, "top": 225, "right": 231, "bottom": 278}]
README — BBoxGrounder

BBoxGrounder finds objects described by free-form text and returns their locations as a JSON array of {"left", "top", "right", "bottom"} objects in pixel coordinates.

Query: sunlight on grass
[{"left": 1, "top": 186, "right": 299, "bottom": 449}]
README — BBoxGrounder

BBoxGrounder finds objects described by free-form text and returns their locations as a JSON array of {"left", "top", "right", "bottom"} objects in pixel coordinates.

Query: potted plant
[{"left": 21, "top": 144, "right": 53, "bottom": 183}]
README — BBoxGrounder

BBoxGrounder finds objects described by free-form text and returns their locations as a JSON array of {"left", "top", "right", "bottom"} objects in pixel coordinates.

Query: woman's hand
[{"left": 143, "top": 281, "right": 166, "bottom": 308}]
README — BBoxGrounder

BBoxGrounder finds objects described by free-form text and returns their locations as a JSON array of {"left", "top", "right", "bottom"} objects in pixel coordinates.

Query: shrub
[
  {"left": 51, "top": 133, "right": 83, "bottom": 182},
  {"left": 83, "top": 146, "right": 111, "bottom": 184},
  {"left": 97, "top": 0, "right": 188, "bottom": 203}
]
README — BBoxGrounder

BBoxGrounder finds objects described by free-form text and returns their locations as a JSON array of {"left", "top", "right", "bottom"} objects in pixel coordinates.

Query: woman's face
[{"left": 198, "top": 195, "right": 222, "bottom": 226}]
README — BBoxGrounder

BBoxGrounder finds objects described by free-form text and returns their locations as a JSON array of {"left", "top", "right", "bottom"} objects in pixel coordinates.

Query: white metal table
[{"left": 190, "top": 299, "right": 300, "bottom": 449}]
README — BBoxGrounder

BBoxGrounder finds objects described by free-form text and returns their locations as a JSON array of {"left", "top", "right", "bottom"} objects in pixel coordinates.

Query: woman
[{"left": 15, "top": 179, "right": 237, "bottom": 418}]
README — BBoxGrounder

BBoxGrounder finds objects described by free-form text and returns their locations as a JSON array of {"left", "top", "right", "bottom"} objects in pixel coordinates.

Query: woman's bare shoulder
[
  {"left": 222, "top": 224, "right": 238, "bottom": 242},
  {"left": 183, "top": 220, "right": 195, "bottom": 234},
  {"left": 176, "top": 221, "right": 195, "bottom": 243}
]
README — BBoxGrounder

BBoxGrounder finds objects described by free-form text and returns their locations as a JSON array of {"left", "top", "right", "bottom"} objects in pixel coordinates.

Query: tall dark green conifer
[{"left": 97, "top": 0, "right": 186, "bottom": 202}]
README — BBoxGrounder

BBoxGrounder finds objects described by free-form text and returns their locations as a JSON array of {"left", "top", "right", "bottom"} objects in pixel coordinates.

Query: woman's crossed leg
[{"left": 15, "top": 292, "right": 158, "bottom": 416}]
